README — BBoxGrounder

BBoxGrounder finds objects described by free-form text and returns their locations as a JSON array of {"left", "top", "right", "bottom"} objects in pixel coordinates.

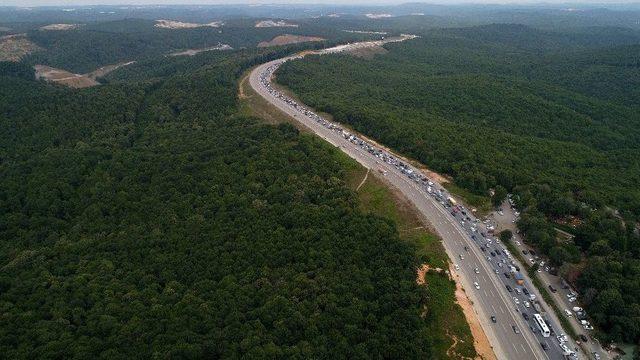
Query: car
[
  {"left": 522, "top": 288, "right": 529, "bottom": 295},
  {"left": 522, "top": 249, "right": 528, "bottom": 255},
  {"left": 513, "top": 297, "right": 520, "bottom": 305},
  {"left": 464, "top": 245, "right": 469, "bottom": 251},
  {"left": 474, "top": 282, "right": 480, "bottom": 290},
  {"left": 474, "top": 267, "right": 479, "bottom": 274},
  {"left": 579, "top": 334, "right": 588, "bottom": 343},
  {"left": 506, "top": 285, "right": 513, "bottom": 292},
  {"left": 512, "top": 325, "right": 520, "bottom": 334},
  {"left": 529, "top": 258, "right": 535, "bottom": 264},
  {"left": 491, "top": 315, "right": 497, "bottom": 323},
  {"left": 490, "top": 251, "right": 496, "bottom": 257},
  {"left": 454, "top": 264, "right": 460, "bottom": 271},
  {"left": 541, "top": 342, "right": 549, "bottom": 351},
  {"left": 549, "top": 285, "right": 557, "bottom": 293},
  {"left": 504, "top": 272, "right": 511, "bottom": 279},
  {"left": 515, "top": 288, "right": 521, "bottom": 294},
  {"left": 524, "top": 301, "right": 530, "bottom": 308},
  {"left": 565, "top": 309, "right": 572, "bottom": 317},
  {"left": 459, "top": 254, "right": 464, "bottom": 260},
  {"left": 523, "top": 313, "right": 529, "bottom": 320}
]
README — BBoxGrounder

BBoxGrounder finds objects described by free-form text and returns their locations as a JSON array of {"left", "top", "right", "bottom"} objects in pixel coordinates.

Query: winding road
[{"left": 248, "top": 38, "right": 577, "bottom": 360}]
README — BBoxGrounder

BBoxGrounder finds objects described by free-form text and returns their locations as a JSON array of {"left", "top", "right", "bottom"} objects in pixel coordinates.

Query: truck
[{"left": 447, "top": 196, "right": 457, "bottom": 206}]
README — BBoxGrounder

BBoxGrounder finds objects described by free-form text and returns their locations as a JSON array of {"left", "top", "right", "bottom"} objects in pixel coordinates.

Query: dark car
[
  {"left": 512, "top": 325, "right": 520, "bottom": 334},
  {"left": 515, "top": 266, "right": 520, "bottom": 272},
  {"left": 522, "top": 249, "right": 528, "bottom": 255},
  {"left": 580, "top": 334, "right": 588, "bottom": 343},
  {"left": 522, "top": 313, "right": 529, "bottom": 320},
  {"left": 491, "top": 316, "right": 497, "bottom": 323},
  {"left": 504, "top": 272, "right": 511, "bottom": 279},
  {"left": 490, "top": 251, "right": 496, "bottom": 257},
  {"left": 481, "top": 246, "right": 486, "bottom": 252},
  {"left": 541, "top": 342, "right": 549, "bottom": 351},
  {"left": 506, "top": 285, "right": 513, "bottom": 292},
  {"left": 549, "top": 285, "right": 557, "bottom": 293},
  {"left": 523, "top": 288, "right": 529, "bottom": 295},
  {"left": 530, "top": 250, "right": 536, "bottom": 256}
]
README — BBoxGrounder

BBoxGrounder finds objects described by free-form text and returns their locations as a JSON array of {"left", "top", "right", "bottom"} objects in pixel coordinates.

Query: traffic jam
[{"left": 259, "top": 60, "right": 578, "bottom": 359}]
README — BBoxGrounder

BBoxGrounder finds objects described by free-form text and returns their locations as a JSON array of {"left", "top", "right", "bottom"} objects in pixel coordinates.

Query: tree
[
  {"left": 492, "top": 185, "right": 508, "bottom": 208},
  {"left": 499, "top": 229, "right": 513, "bottom": 242}
]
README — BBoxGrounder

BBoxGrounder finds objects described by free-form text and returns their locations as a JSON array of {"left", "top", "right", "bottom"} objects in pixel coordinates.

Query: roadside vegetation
[
  {"left": 277, "top": 24, "right": 640, "bottom": 345},
  {"left": 0, "top": 32, "right": 474, "bottom": 358}
]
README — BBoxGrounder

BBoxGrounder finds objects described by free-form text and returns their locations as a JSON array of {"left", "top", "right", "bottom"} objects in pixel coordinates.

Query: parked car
[
  {"left": 549, "top": 285, "right": 557, "bottom": 293},
  {"left": 491, "top": 315, "right": 497, "bottom": 323},
  {"left": 512, "top": 325, "right": 520, "bottom": 334}
]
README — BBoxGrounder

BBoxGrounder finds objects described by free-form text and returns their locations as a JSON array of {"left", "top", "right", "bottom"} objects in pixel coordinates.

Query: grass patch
[
  {"left": 443, "top": 182, "right": 492, "bottom": 216},
  {"left": 335, "top": 150, "right": 475, "bottom": 359}
]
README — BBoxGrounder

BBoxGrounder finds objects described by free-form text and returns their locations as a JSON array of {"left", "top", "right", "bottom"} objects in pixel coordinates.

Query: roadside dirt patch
[
  {"left": 258, "top": 35, "right": 325, "bottom": 48},
  {"left": 154, "top": 19, "right": 223, "bottom": 29},
  {"left": 40, "top": 24, "right": 81, "bottom": 31},
  {"left": 0, "top": 34, "right": 41, "bottom": 62},
  {"left": 451, "top": 264, "right": 497, "bottom": 360},
  {"left": 416, "top": 263, "right": 444, "bottom": 285},
  {"left": 255, "top": 20, "right": 298, "bottom": 28}
]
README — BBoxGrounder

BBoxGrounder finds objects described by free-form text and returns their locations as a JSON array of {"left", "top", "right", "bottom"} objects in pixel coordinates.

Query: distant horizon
[{"left": 3, "top": 1, "right": 640, "bottom": 8}]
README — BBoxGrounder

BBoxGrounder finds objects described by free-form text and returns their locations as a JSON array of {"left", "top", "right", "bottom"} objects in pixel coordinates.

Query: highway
[{"left": 249, "top": 42, "right": 578, "bottom": 360}]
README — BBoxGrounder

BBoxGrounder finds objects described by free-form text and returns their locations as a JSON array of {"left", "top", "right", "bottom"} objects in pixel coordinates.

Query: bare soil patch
[
  {"left": 451, "top": 264, "right": 497, "bottom": 360},
  {"left": 168, "top": 44, "right": 232, "bottom": 56},
  {"left": 255, "top": 20, "right": 298, "bottom": 28},
  {"left": 416, "top": 264, "right": 444, "bottom": 285},
  {"left": 347, "top": 45, "right": 388, "bottom": 59},
  {"left": 35, "top": 65, "right": 98, "bottom": 88},
  {"left": 154, "top": 20, "right": 223, "bottom": 29},
  {"left": 35, "top": 61, "right": 134, "bottom": 88},
  {"left": 0, "top": 34, "right": 41, "bottom": 62},
  {"left": 40, "top": 24, "right": 81, "bottom": 31},
  {"left": 258, "top": 35, "right": 325, "bottom": 48}
]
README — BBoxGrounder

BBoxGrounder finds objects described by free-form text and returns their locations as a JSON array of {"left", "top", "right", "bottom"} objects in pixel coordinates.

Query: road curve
[{"left": 248, "top": 42, "right": 569, "bottom": 360}]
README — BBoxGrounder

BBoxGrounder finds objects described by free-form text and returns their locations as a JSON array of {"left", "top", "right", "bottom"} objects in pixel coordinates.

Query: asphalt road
[
  {"left": 492, "top": 205, "right": 608, "bottom": 360},
  {"left": 249, "top": 52, "right": 573, "bottom": 360}
]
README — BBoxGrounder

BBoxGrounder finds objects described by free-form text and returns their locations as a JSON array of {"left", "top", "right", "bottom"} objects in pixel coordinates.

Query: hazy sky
[{"left": 4, "top": 0, "right": 640, "bottom": 6}]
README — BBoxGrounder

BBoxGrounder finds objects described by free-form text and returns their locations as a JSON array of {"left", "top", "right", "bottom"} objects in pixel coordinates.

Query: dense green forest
[
  {"left": 277, "top": 24, "right": 640, "bottom": 344},
  {"left": 0, "top": 38, "right": 471, "bottom": 357},
  {"left": 18, "top": 19, "right": 370, "bottom": 74}
]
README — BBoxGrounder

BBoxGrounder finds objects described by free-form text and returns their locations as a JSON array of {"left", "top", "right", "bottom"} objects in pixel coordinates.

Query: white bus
[{"left": 534, "top": 313, "right": 551, "bottom": 337}]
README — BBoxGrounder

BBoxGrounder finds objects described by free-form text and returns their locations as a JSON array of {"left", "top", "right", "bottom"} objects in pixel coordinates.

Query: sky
[
  {"left": 2, "top": 0, "right": 640, "bottom": 8},
  {"left": 4, "top": 0, "right": 640, "bottom": 6}
]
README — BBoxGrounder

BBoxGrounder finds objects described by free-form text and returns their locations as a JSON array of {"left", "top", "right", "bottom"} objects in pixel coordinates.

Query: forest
[
  {"left": 277, "top": 24, "right": 640, "bottom": 344},
  {"left": 0, "top": 33, "right": 471, "bottom": 358}
]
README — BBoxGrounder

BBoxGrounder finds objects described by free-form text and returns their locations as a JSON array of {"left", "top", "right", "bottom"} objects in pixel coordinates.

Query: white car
[
  {"left": 474, "top": 282, "right": 480, "bottom": 290},
  {"left": 524, "top": 301, "right": 530, "bottom": 308},
  {"left": 513, "top": 297, "right": 520, "bottom": 305},
  {"left": 459, "top": 254, "right": 464, "bottom": 260},
  {"left": 565, "top": 309, "right": 572, "bottom": 317},
  {"left": 454, "top": 264, "right": 460, "bottom": 271},
  {"left": 474, "top": 268, "right": 480, "bottom": 274}
]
